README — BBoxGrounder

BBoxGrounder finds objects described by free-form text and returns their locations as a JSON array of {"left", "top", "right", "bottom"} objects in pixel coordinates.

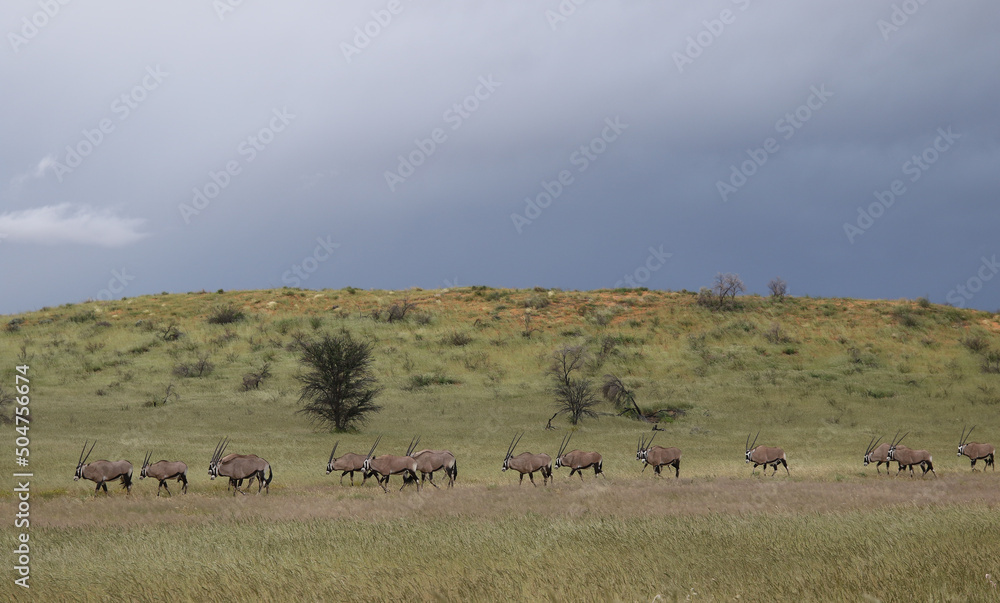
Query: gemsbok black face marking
[
  {"left": 637, "top": 433, "right": 681, "bottom": 478},
  {"left": 745, "top": 432, "right": 788, "bottom": 476},
  {"left": 502, "top": 432, "right": 552, "bottom": 486},
  {"left": 74, "top": 440, "right": 133, "bottom": 496},
  {"left": 957, "top": 425, "right": 995, "bottom": 471},
  {"left": 209, "top": 437, "right": 272, "bottom": 496},
  {"left": 140, "top": 450, "right": 188, "bottom": 496},
  {"left": 326, "top": 441, "right": 375, "bottom": 486},
  {"left": 554, "top": 433, "right": 604, "bottom": 481},
  {"left": 361, "top": 435, "right": 421, "bottom": 493},
  {"left": 887, "top": 431, "right": 935, "bottom": 478}
]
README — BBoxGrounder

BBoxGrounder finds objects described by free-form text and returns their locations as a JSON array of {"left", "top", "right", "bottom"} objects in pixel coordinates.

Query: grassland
[{"left": 2, "top": 287, "right": 999, "bottom": 601}]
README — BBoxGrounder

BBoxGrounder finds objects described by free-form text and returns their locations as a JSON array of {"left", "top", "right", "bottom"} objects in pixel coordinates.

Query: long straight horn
[
  {"left": 82, "top": 440, "right": 96, "bottom": 465},
  {"left": 647, "top": 432, "right": 656, "bottom": 449},
  {"left": 894, "top": 431, "right": 908, "bottom": 448},
  {"left": 506, "top": 433, "right": 518, "bottom": 459},
  {"left": 557, "top": 433, "right": 571, "bottom": 458},
  {"left": 212, "top": 438, "right": 224, "bottom": 463},
  {"left": 889, "top": 429, "right": 901, "bottom": 448},
  {"left": 750, "top": 431, "right": 759, "bottom": 451},
  {"left": 329, "top": 441, "right": 339, "bottom": 465},
  {"left": 964, "top": 425, "right": 975, "bottom": 445},
  {"left": 865, "top": 435, "right": 877, "bottom": 455},
  {"left": 406, "top": 436, "right": 420, "bottom": 457},
  {"left": 367, "top": 435, "right": 381, "bottom": 459},
  {"left": 144, "top": 451, "right": 152, "bottom": 467},
  {"left": 79, "top": 440, "right": 89, "bottom": 465},
  {"left": 746, "top": 433, "right": 751, "bottom": 451}
]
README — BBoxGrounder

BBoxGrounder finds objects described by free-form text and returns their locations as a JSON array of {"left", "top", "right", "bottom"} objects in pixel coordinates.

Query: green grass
[{"left": 2, "top": 288, "right": 1000, "bottom": 599}]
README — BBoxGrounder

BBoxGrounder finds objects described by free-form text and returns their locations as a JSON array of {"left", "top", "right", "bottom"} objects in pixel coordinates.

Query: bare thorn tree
[
  {"left": 548, "top": 346, "right": 599, "bottom": 425},
  {"left": 714, "top": 272, "right": 746, "bottom": 303},
  {"left": 768, "top": 277, "right": 787, "bottom": 300}
]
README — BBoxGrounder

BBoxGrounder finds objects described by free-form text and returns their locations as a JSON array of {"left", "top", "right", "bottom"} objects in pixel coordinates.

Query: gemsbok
[
  {"left": 745, "top": 432, "right": 788, "bottom": 476},
  {"left": 73, "top": 440, "right": 133, "bottom": 495},
  {"left": 863, "top": 435, "right": 900, "bottom": 475},
  {"left": 361, "top": 436, "right": 421, "bottom": 493},
  {"left": 139, "top": 451, "right": 188, "bottom": 496},
  {"left": 501, "top": 432, "right": 552, "bottom": 486},
  {"left": 553, "top": 433, "right": 604, "bottom": 480},
  {"left": 404, "top": 438, "right": 458, "bottom": 489},
  {"left": 957, "top": 426, "right": 995, "bottom": 471},
  {"left": 326, "top": 441, "right": 373, "bottom": 486},
  {"left": 636, "top": 433, "right": 681, "bottom": 478},
  {"left": 209, "top": 438, "right": 273, "bottom": 495},
  {"left": 887, "top": 432, "right": 936, "bottom": 478}
]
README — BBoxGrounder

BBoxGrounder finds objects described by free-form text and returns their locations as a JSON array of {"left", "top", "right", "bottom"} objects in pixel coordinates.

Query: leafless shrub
[
  {"left": 241, "top": 362, "right": 272, "bottom": 391},
  {"left": 768, "top": 277, "right": 787, "bottom": 300},
  {"left": 172, "top": 354, "right": 214, "bottom": 378},
  {"left": 549, "top": 346, "right": 599, "bottom": 425},
  {"left": 763, "top": 322, "right": 793, "bottom": 344}
]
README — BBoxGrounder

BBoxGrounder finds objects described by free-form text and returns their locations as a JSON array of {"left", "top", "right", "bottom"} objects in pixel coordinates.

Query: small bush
[
  {"left": 172, "top": 355, "right": 214, "bottom": 378},
  {"left": 523, "top": 294, "right": 550, "bottom": 310},
  {"left": 207, "top": 303, "right": 245, "bottom": 325},
  {"left": 763, "top": 322, "right": 793, "bottom": 344},
  {"left": 443, "top": 331, "right": 473, "bottom": 347},
  {"left": 69, "top": 310, "right": 97, "bottom": 323},
  {"left": 961, "top": 334, "right": 989, "bottom": 354},
  {"left": 982, "top": 350, "right": 1000, "bottom": 374},
  {"left": 406, "top": 373, "right": 459, "bottom": 389}
]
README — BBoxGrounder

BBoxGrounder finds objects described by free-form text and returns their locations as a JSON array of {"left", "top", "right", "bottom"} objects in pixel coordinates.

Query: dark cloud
[{"left": 2, "top": 1, "right": 998, "bottom": 314}]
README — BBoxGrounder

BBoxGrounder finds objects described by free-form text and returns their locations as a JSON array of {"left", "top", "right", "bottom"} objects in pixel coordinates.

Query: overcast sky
[{"left": 2, "top": 1, "right": 998, "bottom": 315}]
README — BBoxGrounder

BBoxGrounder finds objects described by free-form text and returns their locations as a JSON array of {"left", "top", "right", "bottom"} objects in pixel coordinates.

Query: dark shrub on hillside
[{"left": 207, "top": 303, "right": 245, "bottom": 325}]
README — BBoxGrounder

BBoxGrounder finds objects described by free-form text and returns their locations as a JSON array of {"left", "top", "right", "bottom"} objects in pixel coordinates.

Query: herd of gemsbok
[{"left": 72, "top": 426, "right": 995, "bottom": 496}]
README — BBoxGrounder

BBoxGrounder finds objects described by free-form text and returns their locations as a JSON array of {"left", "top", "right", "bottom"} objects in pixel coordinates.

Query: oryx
[
  {"left": 957, "top": 426, "right": 994, "bottom": 471},
  {"left": 636, "top": 433, "right": 681, "bottom": 478},
  {"left": 553, "top": 433, "right": 604, "bottom": 480},
  {"left": 404, "top": 438, "right": 458, "bottom": 489},
  {"left": 501, "top": 432, "right": 552, "bottom": 486},
  {"left": 887, "top": 432, "right": 935, "bottom": 478},
  {"left": 745, "top": 432, "right": 788, "bottom": 476},
  {"left": 73, "top": 440, "right": 133, "bottom": 495},
  {"left": 326, "top": 441, "right": 374, "bottom": 486},
  {"left": 209, "top": 438, "right": 273, "bottom": 495},
  {"left": 361, "top": 436, "right": 420, "bottom": 493},
  {"left": 863, "top": 432, "right": 907, "bottom": 474},
  {"left": 139, "top": 451, "right": 189, "bottom": 496}
]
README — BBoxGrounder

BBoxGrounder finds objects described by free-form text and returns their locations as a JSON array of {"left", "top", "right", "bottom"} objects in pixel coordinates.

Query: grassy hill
[{"left": 3, "top": 287, "right": 999, "bottom": 600}]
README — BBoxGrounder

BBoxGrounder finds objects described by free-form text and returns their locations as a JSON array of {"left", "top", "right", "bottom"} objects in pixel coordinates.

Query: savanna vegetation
[{"left": 2, "top": 286, "right": 999, "bottom": 601}]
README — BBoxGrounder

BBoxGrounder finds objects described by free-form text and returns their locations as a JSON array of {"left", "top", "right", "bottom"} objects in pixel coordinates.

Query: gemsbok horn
[
  {"left": 554, "top": 433, "right": 604, "bottom": 480},
  {"left": 326, "top": 441, "right": 374, "bottom": 486},
  {"left": 140, "top": 451, "right": 188, "bottom": 496},
  {"left": 404, "top": 438, "right": 458, "bottom": 489},
  {"left": 745, "top": 432, "right": 788, "bottom": 476},
  {"left": 887, "top": 432, "right": 935, "bottom": 478},
  {"left": 209, "top": 438, "right": 273, "bottom": 495},
  {"left": 73, "top": 440, "right": 134, "bottom": 495},
  {"left": 957, "top": 425, "right": 995, "bottom": 471},
  {"left": 863, "top": 431, "right": 907, "bottom": 475},
  {"left": 362, "top": 435, "right": 421, "bottom": 493},
  {"left": 501, "top": 432, "right": 552, "bottom": 486},
  {"left": 636, "top": 433, "right": 681, "bottom": 478}
]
